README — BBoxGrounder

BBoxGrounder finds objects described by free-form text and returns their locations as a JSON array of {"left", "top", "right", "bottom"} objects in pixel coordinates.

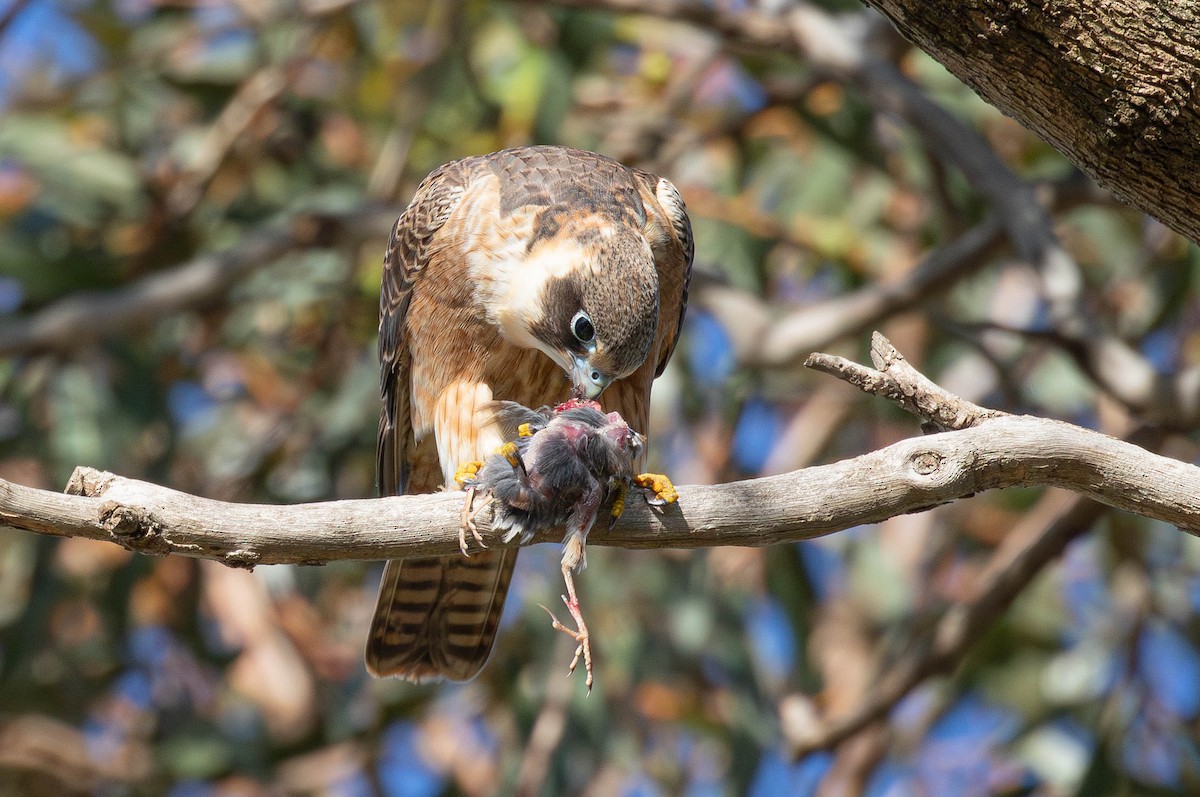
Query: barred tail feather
[{"left": 365, "top": 550, "right": 517, "bottom": 681}]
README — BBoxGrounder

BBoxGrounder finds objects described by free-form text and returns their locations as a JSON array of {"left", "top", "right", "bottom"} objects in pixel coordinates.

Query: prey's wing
[{"left": 490, "top": 400, "right": 554, "bottom": 443}]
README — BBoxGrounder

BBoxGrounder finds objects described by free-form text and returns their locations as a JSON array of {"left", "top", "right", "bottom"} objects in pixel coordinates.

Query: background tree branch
[
  {"left": 0, "top": 206, "right": 398, "bottom": 358},
  {"left": 548, "top": 0, "right": 1200, "bottom": 248}
]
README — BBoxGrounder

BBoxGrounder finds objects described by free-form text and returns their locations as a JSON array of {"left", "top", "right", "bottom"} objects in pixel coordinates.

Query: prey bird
[
  {"left": 366, "top": 146, "right": 693, "bottom": 683},
  {"left": 457, "top": 399, "right": 674, "bottom": 690}
]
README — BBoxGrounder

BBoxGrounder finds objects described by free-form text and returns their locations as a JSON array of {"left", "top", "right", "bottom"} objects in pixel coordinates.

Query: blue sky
[{"left": 0, "top": 0, "right": 101, "bottom": 105}]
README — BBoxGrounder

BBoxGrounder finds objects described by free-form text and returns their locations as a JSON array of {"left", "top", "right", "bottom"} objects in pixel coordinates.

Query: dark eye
[{"left": 572, "top": 312, "right": 595, "bottom": 344}]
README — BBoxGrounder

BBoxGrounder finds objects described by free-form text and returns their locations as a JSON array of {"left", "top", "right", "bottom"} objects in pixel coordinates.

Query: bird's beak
[{"left": 571, "top": 355, "right": 612, "bottom": 399}]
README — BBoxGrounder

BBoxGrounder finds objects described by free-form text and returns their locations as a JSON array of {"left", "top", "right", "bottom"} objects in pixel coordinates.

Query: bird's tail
[{"left": 365, "top": 549, "right": 518, "bottom": 681}]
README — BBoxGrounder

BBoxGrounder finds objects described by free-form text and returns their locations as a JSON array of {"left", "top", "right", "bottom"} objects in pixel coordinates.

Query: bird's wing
[
  {"left": 491, "top": 400, "right": 553, "bottom": 442},
  {"left": 368, "top": 157, "right": 520, "bottom": 682},
  {"left": 376, "top": 159, "right": 469, "bottom": 498},
  {"left": 636, "top": 170, "right": 694, "bottom": 379}
]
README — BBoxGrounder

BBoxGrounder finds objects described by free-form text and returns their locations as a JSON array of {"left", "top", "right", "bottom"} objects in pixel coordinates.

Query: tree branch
[
  {"left": 1, "top": 334, "right": 1197, "bottom": 566},
  {"left": 166, "top": 65, "right": 291, "bottom": 218},
  {"left": 698, "top": 215, "right": 1006, "bottom": 369},
  {"left": 547, "top": 0, "right": 1197, "bottom": 424},
  {"left": 788, "top": 489, "right": 1106, "bottom": 756},
  {"left": 860, "top": 0, "right": 1200, "bottom": 248},
  {"left": 0, "top": 206, "right": 399, "bottom": 357},
  {"left": 546, "top": 0, "right": 1200, "bottom": 249}
]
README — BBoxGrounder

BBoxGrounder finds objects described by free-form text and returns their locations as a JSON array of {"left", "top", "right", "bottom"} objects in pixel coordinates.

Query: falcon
[{"left": 365, "top": 145, "right": 693, "bottom": 683}]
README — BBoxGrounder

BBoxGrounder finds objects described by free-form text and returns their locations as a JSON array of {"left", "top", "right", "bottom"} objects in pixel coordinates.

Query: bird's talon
[
  {"left": 457, "top": 487, "right": 492, "bottom": 556},
  {"left": 635, "top": 472, "right": 678, "bottom": 505},
  {"left": 496, "top": 441, "right": 522, "bottom": 468},
  {"left": 453, "top": 460, "right": 485, "bottom": 488},
  {"left": 544, "top": 568, "right": 595, "bottom": 694},
  {"left": 608, "top": 482, "right": 629, "bottom": 527}
]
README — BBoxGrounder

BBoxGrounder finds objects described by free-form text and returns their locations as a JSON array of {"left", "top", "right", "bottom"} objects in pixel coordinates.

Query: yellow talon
[
  {"left": 610, "top": 482, "right": 628, "bottom": 522},
  {"left": 497, "top": 441, "right": 521, "bottom": 467},
  {"left": 635, "top": 472, "right": 678, "bottom": 505},
  {"left": 517, "top": 422, "right": 534, "bottom": 437},
  {"left": 453, "top": 460, "right": 484, "bottom": 488}
]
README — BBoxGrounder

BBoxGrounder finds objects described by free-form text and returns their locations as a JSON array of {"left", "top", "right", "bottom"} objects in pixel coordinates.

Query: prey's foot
[
  {"left": 540, "top": 601, "right": 594, "bottom": 694},
  {"left": 453, "top": 459, "right": 485, "bottom": 488},
  {"left": 635, "top": 472, "right": 678, "bottom": 505},
  {"left": 457, "top": 486, "right": 492, "bottom": 556},
  {"left": 541, "top": 561, "right": 594, "bottom": 693}
]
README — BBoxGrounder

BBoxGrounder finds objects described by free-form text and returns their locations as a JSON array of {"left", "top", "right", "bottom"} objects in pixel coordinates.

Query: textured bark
[{"left": 863, "top": 0, "right": 1200, "bottom": 244}]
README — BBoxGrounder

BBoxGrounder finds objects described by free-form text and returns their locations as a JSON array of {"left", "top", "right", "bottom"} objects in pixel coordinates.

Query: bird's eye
[{"left": 571, "top": 312, "right": 595, "bottom": 344}]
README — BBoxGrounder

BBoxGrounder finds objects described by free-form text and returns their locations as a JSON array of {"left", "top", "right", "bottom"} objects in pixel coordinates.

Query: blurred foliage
[{"left": 2, "top": 0, "right": 1200, "bottom": 795}]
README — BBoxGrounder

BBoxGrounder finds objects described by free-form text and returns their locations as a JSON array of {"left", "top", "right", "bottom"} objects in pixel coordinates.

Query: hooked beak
[{"left": 571, "top": 354, "right": 612, "bottom": 399}]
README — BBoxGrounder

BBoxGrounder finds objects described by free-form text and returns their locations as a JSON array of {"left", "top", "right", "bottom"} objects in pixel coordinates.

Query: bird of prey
[
  {"left": 458, "top": 398, "right": 666, "bottom": 689},
  {"left": 365, "top": 145, "right": 693, "bottom": 683}
]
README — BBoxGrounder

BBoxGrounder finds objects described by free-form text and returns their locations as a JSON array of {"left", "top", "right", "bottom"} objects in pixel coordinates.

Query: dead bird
[{"left": 455, "top": 398, "right": 677, "bottom": 691}]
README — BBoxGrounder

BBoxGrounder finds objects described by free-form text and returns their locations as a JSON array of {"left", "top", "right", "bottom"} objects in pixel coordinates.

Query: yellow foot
[
  {"left": 608, "top": 482, "right": 629, "bottom": 527},
  {"left": 453, "top": 460, "right": 484, "bottom": 488},
  {"left": 635, "top": 472, "right": 678, "bottom": 506},
  {"left": 496, "top": 441, "right": 521, "bottom": 468}
]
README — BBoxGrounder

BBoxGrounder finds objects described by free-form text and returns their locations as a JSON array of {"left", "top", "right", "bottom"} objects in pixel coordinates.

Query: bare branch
[
  {"left": 547, "top": 0, "right": 1200, "bottom": 252},
  {"left": 0, "top": 0, "right": 33, "bottom": 38},
  {"left": 167, "top": 66, "right": 291, "bottom": 217},
  {"left": 2, "top": 334, "right": 1199, "bottom": 565},
  {"left": 0, "top": 713, "right": 151, "bottom": 791},
  {"left": 805, "top": 331, "right": 1003, "bottom": 430},
  {"left": 546, "top": 0, "right": 1197, "bottom": 425}
]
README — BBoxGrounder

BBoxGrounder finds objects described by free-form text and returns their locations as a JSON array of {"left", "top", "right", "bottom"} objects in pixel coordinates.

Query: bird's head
[{"left": 513, "top": 226, "right": 660, "bottom": 399}]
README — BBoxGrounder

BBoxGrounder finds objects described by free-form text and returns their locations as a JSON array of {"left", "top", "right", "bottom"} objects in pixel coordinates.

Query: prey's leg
[{"left": 541, "top": 552, "right": 594, "bottom": 694}]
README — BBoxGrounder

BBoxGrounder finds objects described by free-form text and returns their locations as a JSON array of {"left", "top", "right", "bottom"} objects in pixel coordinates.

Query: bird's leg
[
  {"left": 634, "top": 472, "right": 678, "bottom": 506},
  {"left": 457, "top": 486, "right": 492, "bottom": 556},
  {"left": 542, "top": 535, "right": 593, "bottom": 693},
  {"left": 455, "top": 461, "right": 488, "bottom": 556},
  {"left": 557, "top": 559, "right": 593, "bottom": 692}
]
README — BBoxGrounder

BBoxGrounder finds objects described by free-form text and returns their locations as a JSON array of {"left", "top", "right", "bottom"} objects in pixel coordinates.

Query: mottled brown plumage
[{"left": 366, "top": 146, "right": 693, "bottom": 682}]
